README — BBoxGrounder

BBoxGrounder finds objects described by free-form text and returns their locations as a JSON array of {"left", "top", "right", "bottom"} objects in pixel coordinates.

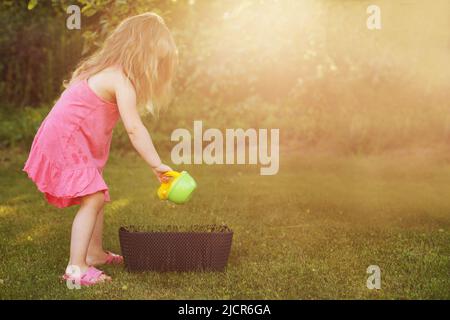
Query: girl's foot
[
  {"left": 62, "top": 266, "right": 111, "bottom": 286},
  {"left": 87, "top": 251, "right": 124, "bottom": 266}
]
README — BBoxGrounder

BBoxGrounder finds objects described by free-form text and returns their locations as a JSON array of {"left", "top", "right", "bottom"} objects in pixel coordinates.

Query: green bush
[{"left": 0, "top": 106, "right": 49, "bottom": 149}]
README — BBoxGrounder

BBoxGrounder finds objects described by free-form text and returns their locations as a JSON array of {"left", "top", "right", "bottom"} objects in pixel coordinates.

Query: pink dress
[{"left": 23, "top": 79, "right": 120, "bottom": 208}]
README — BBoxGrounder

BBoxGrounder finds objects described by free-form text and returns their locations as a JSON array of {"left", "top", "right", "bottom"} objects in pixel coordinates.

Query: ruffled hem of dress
[
  {"left": 43, "top": 190, "right": 110, "bottom": 208},
  {"left": 23, "top": 151, "right": 110, "bottom": 208}
]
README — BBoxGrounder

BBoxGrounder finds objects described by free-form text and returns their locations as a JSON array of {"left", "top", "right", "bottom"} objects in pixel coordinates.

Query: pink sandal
[
  {"left": 62, "top": 266, "right": 110, "bottom": 287},
  {"left": 104, "top": 251, "right": 124, "bottom": 265}
]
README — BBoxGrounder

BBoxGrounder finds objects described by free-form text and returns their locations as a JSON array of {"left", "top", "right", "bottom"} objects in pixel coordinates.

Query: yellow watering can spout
[{"left": 157, "top": 171, "right": 181, "bottom": 200}]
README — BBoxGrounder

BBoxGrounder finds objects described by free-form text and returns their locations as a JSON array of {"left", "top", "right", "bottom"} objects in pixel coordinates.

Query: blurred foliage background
[{"left": 0, "top": 0, "right": 449, "bottom": 154}]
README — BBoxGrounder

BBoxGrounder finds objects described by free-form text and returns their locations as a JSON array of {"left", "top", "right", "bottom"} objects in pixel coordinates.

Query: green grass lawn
[{"left": 0, "top": 150, "right": 449, "bottom": 299}]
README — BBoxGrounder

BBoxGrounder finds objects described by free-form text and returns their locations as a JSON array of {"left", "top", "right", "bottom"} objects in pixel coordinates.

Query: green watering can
[{"left": 157, "top": 171, "right": 197, "bottom": 204}]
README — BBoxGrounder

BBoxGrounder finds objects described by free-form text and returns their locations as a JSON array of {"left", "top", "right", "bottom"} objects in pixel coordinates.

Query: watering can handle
[
  {"left": 162, "top": 171, "right": 181, "bottom": 179},
  {"left": 157, "top": 171, "right": 181, "bottom": 200}
]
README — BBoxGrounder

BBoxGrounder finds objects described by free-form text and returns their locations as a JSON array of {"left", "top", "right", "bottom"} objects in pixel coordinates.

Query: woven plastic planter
[{"left": 119, "top": 225, "right": 233, "bottom": 272}]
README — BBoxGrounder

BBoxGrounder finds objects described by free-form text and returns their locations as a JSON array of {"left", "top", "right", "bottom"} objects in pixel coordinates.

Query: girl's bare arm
[{"left": 113, "top": 72, "right": 172, "bottom": 180}]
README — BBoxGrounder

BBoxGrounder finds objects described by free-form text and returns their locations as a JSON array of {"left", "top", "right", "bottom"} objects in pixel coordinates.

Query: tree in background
[{"left": 1, "top": 0, "right": 448, "bottom": 154}]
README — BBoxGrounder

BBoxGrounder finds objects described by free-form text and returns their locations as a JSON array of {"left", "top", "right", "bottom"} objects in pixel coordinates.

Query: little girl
[{"left": 23, "top": 13, "right": 177, "bottom": 286}]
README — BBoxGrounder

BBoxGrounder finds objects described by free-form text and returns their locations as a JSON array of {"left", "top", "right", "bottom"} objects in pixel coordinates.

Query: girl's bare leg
[
  {"left": 67, "top": 192, "right": 110, "bottom": 280},
  {"left": 86, "top": 208, "right": 109, "bottom": 265}
]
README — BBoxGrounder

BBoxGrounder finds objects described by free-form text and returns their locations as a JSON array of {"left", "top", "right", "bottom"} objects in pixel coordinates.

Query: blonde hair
[{"left": 67, "top": 12, "right": 177, "bottom": 115}]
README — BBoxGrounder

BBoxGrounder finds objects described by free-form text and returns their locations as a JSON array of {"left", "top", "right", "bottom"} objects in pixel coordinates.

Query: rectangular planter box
[{"left": 119, "top": 225, "right": 233, "bottom": 272}]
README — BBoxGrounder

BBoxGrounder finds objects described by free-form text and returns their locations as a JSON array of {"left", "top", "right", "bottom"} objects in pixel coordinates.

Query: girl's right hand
[{"left": 152, "top": 163, "right": 173, "bottom": 183}]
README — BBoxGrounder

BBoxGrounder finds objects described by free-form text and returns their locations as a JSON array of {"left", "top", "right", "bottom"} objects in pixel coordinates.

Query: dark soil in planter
[
  {"left": 119, "top": 224, "right": 233, "bottom": 272},
  {"left": 123, "top": 224, "right": 232, "bottom": 233}
]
